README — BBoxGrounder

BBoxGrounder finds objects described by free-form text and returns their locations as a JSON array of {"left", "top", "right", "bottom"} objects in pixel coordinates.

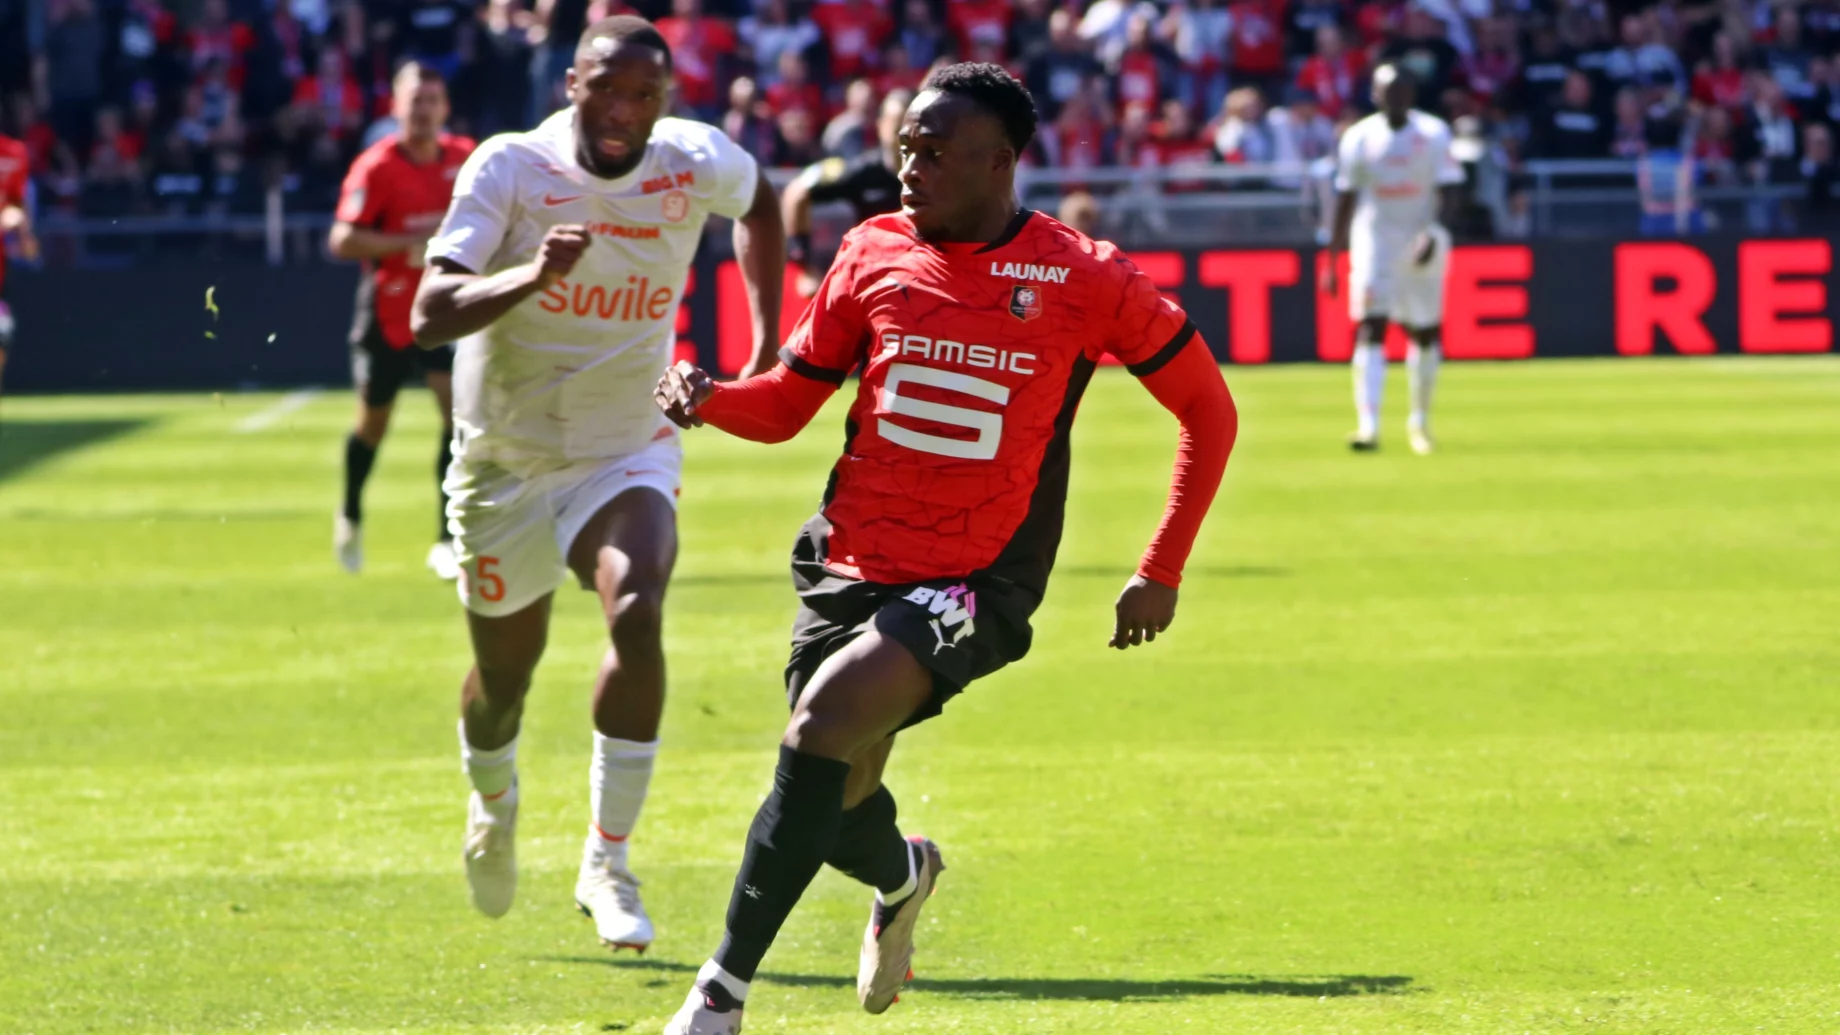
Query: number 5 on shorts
[{"left": 472, "top": 556, "right": 505, "bottom": 602}]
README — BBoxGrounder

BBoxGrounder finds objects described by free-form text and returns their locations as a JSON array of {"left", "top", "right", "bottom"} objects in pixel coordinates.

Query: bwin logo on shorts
[{"left": 904, "top": 583, "right": 977, "bottom": 653}]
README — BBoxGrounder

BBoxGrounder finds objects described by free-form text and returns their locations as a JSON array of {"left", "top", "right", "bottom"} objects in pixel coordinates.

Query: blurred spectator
[
  {"left": 1763, "top": 4, "right": 1814, "bottom": 99},
  {"left": 897, "top": 0, "right": 945, "bottom": 71},
  {"left": 1637, "top": 116, "right": 1702, "bottom": 234},
  {"left": 1111, "top": 12, "right": 1175, "bottom": 118},
  {"left": 47, "top": 0, "right": 106, "bottom": 158},
  {"left": 1379, "top": 6, "right": 1463, "bottom": 114},
  {"left": 1295, "top": 24, "right": 1365, "bottom": 120},
  {"left": 1603, "top": 11, "right": 1685, "bottom": 98},
  {"left": 1213, "top": 86, "right": 1277, "bottom": 163},
  {"left": 947, "top": 0, "right": 1012, "bottom": 58},
  {"left": 1078, "top": 0, "right": 1156, "bottom": 66},
  {"left": 1143, "top": 96, "right": 1215, "bottom": 190},
  {"left": 739, "top": 0, "right": 820, "bottom": 87},
  {"left": 1694, "top": 103, "right": 1741, "bottom": 185},
  {"left": 1464, "top": 17, "right": 1520, "bottom": 108},
  {"left": 82, "top": 107, "right": 141, "bottom": 216},
  {"left": 1609, "top": 88, "right": 1648, "bottom": 159},
  {"left": 1011, "top": 0, "right": 1057, "bottom": 66},
  {"left": 1692, "top": 31, "right": 1751, "bottom": 113},
  {"left": 721, "top": 76, "right": 783, "bottom": 163},
  {"left": 476, "top": 0, "right": 536, "bottom": 138},
  {"left": 1284, "top": 0, "right": 1344, "bottom": 61},
  {"left": 766, "top": 50, "right": 827, "bottom": 120},
  {"left": 875, "top": 41, "right": 924, "bottom": 96},
  {"left": 148, "top": 127, "right": 204, "bottom": 214},
  {"left": 1804, "top": 121, "right": 1838, "bottom": 223},
  {"left": 1039, "top": 88, "right": 1110, "bottom": 172},
  {"left": 1269, "top": 88, "right": 1335, "bottom": 165},
  {"left": 1228, "top": 0, "right": 1288, "bottom": 97},
  {"left": 822, "top": 78, "right": 878, "bottom": 158},
  {"left": 1057, "top": 189, "right": 1099, "bottom": 235},
  {"left": 1515, "top": 22, "right": 1574, "bottom": 116},
  {"left": 185, "top": 0, "right": 255, "bottom": 90},
  {"left": 291, "top": 49, "right": 367, "bottom": 143},
  {"left": 815, "top": 0, "right": 894, "bottom": 85},
  {"left": 1026, "top": 9, "right": 1102, "bottom": 121},
  {"left": 1737, "top": 71, "right": 1801, "bottom": 178},
  {"left": 1530, "top": 70, "right": 1609, "bottom": 158},
  {"left": 657, "top": 0, "right": 738, "bottom": 119},
  {"left": 1811, "top": 56, "right": 1840, "bottom": 124},
  {"left": 1164, "top": 0, "right": 1231, "bottom": 119},
  {"left": 776, "top": 106, "right": 824, "bottom": 166}
]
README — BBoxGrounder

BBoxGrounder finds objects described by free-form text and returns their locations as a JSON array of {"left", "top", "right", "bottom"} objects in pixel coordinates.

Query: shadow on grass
[
  {"left": 674, "top": 564, "right": 1289, "bottom": 589},
  {"left": 0, "top": 418, "right": 150, "bottom": 484},
  {"left": 543, "top": 956, "right": 1414, "bottom": 1001}
]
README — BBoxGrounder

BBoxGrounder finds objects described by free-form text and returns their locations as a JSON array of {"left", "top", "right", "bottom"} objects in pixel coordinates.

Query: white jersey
[
  {"left": 1334, "top": 110, "right": 1463, "bottom": 261},
  {"left": 427, "top": 111, "right": 758, "bottom": 477}
]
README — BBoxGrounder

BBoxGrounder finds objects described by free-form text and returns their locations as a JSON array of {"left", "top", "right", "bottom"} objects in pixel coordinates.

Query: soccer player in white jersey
[
  {"left": 1322, "top": 64, "right": 1463, "bottom": 455},
  {"left": 408, "top": 15, "right": 785, "bottom": 952}
]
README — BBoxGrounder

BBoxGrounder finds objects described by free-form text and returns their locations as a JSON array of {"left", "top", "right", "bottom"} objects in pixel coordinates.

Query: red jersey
[
  {"left": 335, "top": 133, "right": 475, "bottom": 348},
  {"left": 656, "top": 16, "right": 738, "bottom": 109},
  {"left": 1228, "top": 0, "right": 1285, "bottom": 76},
  {"left": 769, "top": 211, "right": 1194, "bottom": 591},
  {"left": 1117, "top": 49, "right": 1166, "bottom": 112},
  {"left": 0, "top": 135, "right": 28, "bottom": 295},
  {"left": 946, "top": 0, "right": 1011, "bottom": 55},
  {"left": 1296, "top": 52, "right": 1365, "bottom": 118}
]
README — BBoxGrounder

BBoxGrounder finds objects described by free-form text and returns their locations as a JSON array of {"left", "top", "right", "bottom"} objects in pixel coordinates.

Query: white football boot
[
  {"left": 1408, "top": 423, "right": 1436, "bottom": 456},
  {"left": 426, "top": 539, "right": 462, "bottom": 580},
  {"left": 463, "top": 790, "right": 517, "bottom": 918},
  {"left": 334, "top": 514, "right": 363, "bottom": 573},
  {"left": 575, "top": 837, "right": 653, "bottom": 951},
  {"left": 858, "top": 837, "right": 945, "bottom": 1014},
  {"left": 662, "top": 983, "right": 745, "bottom": 1035}
]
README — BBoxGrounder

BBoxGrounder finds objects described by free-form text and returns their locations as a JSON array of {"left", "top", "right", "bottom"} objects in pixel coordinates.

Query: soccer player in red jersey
[
  {"left": 653, "top": 63, "right": 1239, "bottom": 1035},
  {"left": 329, "top": 62, "right": 475, "bottom": 578},
  {"left": 0, "top": 129, "right": 36, "bottom": 401}
]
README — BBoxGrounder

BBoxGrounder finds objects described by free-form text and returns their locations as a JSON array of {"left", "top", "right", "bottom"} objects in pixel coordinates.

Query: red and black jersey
[
  {"left": 777, "top": 210, "right": 1194, "bottom": 595},
  {"left": 335, "top": 133, "right": 474, "bottom": 349},
  {"left": 0, "top": 134, "right": 29, "bottom": 296}
]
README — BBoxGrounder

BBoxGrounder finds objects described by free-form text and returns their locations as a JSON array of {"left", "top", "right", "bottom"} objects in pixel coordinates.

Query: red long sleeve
[
  {"left": 696, "top": 360, "right": 839, "bottom": 443},
  {"left": 1133, "top": 337, "right": 1238, "bottom": 588}
]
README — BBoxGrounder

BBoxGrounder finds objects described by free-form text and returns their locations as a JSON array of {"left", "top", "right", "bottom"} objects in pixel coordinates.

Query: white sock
[
  {"left": 1352, "top": 342, "right": 1386, "bottom": 437},
  {"left": 875, "top": 841, "right": 920, "bottom": 908},
  {"left": 697, "top": 959, "right": 750, "bottom": 1003},
  {"left": 1407, "top": 339, "right": 1441, "bottom": 430},
  {"left": 459, "top": 718, "right": 518, "bottom": 817},
  {"left": 589, "top": 732, "right": 658, "bottom": 864}
]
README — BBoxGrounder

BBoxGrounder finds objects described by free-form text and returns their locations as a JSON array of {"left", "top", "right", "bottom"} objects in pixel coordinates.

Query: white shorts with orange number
[
  {"left": 444, "top": 433, "right": 682, "bottom": 617},
  {"left": 1348, "top": 224, "right": 1451, "bottom": 329}
]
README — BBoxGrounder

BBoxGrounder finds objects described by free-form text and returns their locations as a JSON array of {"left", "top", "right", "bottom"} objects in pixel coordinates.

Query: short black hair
[
  {"left": 392, "top": 60, "right": 446, "bottom": 91},
  {"left": 576, "top": 15, "right": 673, "bottom": 70},
  {"left": 921, "top": 62, "right": 1038, "bottom": 152}
]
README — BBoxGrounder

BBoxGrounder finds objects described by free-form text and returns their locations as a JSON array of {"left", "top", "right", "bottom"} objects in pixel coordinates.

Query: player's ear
[{"left": 991, "top": 144, "right": 1016, "bottom": 175}]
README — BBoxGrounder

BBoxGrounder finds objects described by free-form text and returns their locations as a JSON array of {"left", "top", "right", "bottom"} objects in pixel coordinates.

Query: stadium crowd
[{"left": 2, "top": 0, "right": 1839, "bottom": 224}]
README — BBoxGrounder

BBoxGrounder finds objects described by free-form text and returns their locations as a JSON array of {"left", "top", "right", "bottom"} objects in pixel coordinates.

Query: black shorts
[
  {"left": 784, "top": 524, "right": 1038, "bottom": 730},
  {"left": 349, "top": 314, "right": 454, "bottom": 408}
]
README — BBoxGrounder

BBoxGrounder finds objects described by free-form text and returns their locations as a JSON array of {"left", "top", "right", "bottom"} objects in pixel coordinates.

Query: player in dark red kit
[
  {"left": 653, "top": 64, "right": 1238, "bottom": 1035},
  {"left": 329, "top": 62, "right": 474, "bottom": 578},
  {"left": 0, "top": 128, "right": 38, "bottom": 403}
]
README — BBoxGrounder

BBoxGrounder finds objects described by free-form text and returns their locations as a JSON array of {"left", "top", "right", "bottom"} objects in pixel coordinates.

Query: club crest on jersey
[
  {"left": 661, "top": 189, "right": 689, "bottom": 222},
  {"left": 1008, "top": 284, "right": 1043, "bottom": 323}
]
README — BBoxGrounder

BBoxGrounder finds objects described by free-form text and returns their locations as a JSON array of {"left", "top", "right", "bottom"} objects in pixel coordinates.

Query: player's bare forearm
[
  {"left": 411, "top": 260, "right": 545, "bottom": 348},
  {"left": 734, "top": 170, "right": 786, "bottom": 379},
  {"left": 1322, "top": 192, "right": 1356, "bottom": 292},
  {"left": 658, "top": 360, "right": 833, "bottom": 442},
  {"left": 329, "top": 222, "right": 425, "bottom": 262}
]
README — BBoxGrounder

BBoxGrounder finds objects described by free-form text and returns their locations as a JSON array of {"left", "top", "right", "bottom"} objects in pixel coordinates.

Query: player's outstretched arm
[
  {"left": 410, "top": 224, "right": 590, "bottom": 347},
  {"left": 733, "top": 169, "right": 786, "bottom": 380},
  {"left": 1111, "top": 336, "right": 1239, "bottom": 650},
  {"left": 328, "top": 221, "right": 428, "bottom": 262},
  {"left": 655, "top": 359, "right": 835, "bottom": 443}
]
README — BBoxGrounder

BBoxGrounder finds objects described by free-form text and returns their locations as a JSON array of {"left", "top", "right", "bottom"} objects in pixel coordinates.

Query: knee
[
  {"left": 474, "top": 649, "right": 542, "bottom": 702},
  {"left": 607, "top": 581, "right": 666, "bottom": 651}
]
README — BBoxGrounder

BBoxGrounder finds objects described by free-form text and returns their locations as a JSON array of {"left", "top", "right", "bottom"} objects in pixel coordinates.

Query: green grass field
[{"left": 4, "top": 357, "right": 1840, "bottom": 1034}]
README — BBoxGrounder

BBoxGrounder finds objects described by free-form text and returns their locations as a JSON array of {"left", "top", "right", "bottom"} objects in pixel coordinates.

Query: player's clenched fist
[
  {"left": 534, "top": 224, "right": 592, "bottom": 286},
  {"left": 655, "top": 360, "right": 716, "bottom": 428}
]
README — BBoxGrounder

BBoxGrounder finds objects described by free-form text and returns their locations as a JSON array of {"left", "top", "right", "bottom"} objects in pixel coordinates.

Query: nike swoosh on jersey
[{"left": 543, "top": 193, "right": 584, "bottom": 207}]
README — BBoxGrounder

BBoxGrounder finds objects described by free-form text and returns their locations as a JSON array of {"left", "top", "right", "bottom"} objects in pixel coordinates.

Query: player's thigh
[
  {"left": 351, "top": 328, "right": 413, "bottom": 412},
  {"left": 448, "top": 464, "right": 571, "bottom": 617},
  {"left": 464, "top": 591, "right": 554, "bottom": 690},
  {"left": 1396, "top": 238, "right": 1451, "bottom": 330},
  {"left": 1347, "top": 258, "right": 1394, "bottom": 325},
  {"left": 565, "top": 485, "right": 679, "bottom": 610},
  {"left": 786, "top": 631, "right": 935, "bottom": 761}
]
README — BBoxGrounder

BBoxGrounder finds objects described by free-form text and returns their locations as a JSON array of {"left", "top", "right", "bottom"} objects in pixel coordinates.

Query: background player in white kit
[
  {"left": 409, "top": 16, "right": 785, "bottom": 951},
  {"left": 1322, "top": 64, "right": 1463, "bottom": 455}
]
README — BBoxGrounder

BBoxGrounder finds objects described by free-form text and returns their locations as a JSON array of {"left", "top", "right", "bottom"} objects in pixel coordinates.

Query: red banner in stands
[{"left": 688, "top": 236, "right": 1838, "bottom": 375}]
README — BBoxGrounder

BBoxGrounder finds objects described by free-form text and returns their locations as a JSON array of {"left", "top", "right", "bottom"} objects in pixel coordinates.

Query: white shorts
[
  {"left": 444, "top": 433, "right": 683, "bottom": 617},
  {"left": 1349, "top": 224, "right": 1451, "bottom": 329}
]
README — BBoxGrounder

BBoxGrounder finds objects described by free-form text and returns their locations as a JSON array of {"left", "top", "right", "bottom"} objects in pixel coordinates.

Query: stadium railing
[{"left": 24, "top": 161, "right": 1813, "bottom": 266}]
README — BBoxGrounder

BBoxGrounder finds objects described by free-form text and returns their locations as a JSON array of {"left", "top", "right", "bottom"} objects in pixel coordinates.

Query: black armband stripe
[
  {"left": 780, "top": 346, "right": 850, "bottom": 385},
  {"left": 1126, "top": 320, "right": 1198, "bottom": 377}
]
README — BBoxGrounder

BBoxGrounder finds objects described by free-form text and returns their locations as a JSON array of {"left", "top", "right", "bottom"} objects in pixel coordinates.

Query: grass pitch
[{"left": 3, "top": 357, "right": 1839, "bottom": 1034}]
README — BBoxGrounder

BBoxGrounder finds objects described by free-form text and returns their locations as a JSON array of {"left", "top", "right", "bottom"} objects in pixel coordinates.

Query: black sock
[
  {"left": 826, "top": 785, "right": 912, "bottom": 895},
  {"left": 343, "top": 433, "right": 377, "bottom": 523},
  {"left": 435, "top": 430, "right": 454, "bottom": 540},
  {"left": 713, "top": 745, "right": 851, "bottom": 982}
]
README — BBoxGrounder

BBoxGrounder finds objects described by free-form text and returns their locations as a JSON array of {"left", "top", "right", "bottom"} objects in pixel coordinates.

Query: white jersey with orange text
[
  {"left": 1333, "top": 109, "right": 1463, "bottom": 265},
  {"left": 427, "top": 110, "right": 758, "bottom": 477}
]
